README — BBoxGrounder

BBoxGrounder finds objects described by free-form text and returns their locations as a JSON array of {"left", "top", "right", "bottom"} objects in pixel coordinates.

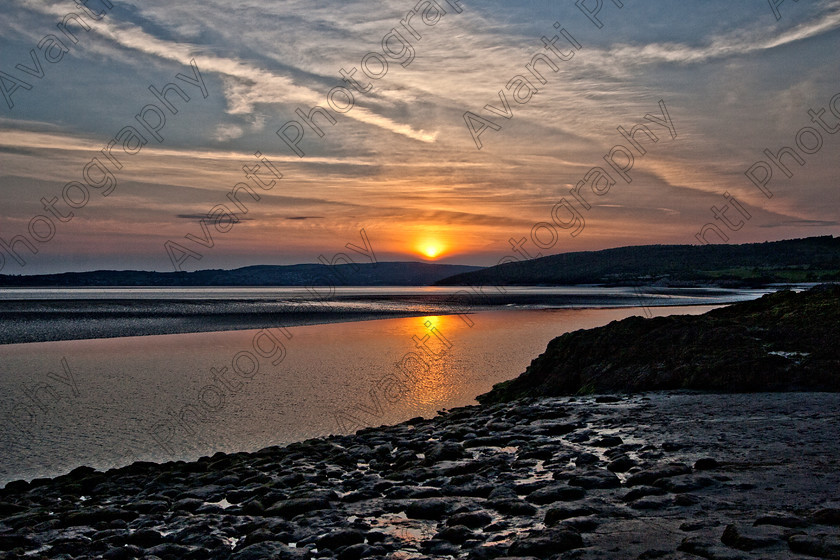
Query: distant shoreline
[
  {"left": 0, "top": 309, "right": 430, "bottom": 346},
  {"left": 0, "top": 286, "right": 764, "bottom": 345}
]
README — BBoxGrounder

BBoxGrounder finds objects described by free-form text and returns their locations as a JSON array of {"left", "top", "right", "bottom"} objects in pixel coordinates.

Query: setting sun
[
  {"left": 415, "top": 237, "right": 447, "bottom": 259},
  {"left": 422, "top": 244, "right": 442, "bottom": 258}
]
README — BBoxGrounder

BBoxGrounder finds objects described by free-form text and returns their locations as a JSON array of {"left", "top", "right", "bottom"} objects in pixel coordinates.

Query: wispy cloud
[
  {"left": 600, "top": 3, "right": 840, "bottom": 68},
  {"left": 18, "top": 1, "right": 443, "bottom": 143}
]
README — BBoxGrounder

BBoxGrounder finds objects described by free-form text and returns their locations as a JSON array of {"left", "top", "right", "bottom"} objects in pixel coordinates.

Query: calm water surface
[{"left": 0, "top": 305, "right": 719, "bottom": 484}]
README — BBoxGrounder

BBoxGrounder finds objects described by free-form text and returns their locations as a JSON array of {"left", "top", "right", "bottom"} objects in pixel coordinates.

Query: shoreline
[
  {"left": 0, "top": 293, "right": 751, "bottom": 346},
  {"left": 2, "top": 392, "right": 838, "bottom": 559},
  {"left": 0, "top": 309, "right": 433, "bottom": 346}
]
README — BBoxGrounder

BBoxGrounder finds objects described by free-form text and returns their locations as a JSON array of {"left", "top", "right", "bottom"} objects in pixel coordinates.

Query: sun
[
  {"left": 417, "top": 239, "right": 445, "bottom": 259},
  {"left": 422, "top": 244, "right": 442, "bottom": 258}
]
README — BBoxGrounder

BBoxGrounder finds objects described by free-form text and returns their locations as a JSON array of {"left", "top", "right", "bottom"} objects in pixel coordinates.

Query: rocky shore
[
  {"left": 1, "top": 392, "right": 838, "bottom": 560},
  {"left": 479, "top": 285, "right": 840, "bottom": 403}
]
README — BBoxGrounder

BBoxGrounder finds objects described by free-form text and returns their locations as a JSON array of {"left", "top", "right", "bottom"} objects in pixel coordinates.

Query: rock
[
  {"left": 239, "top": 528, "right": 280, "bottom": 548},
  {"left": 678, "top": 536, "right": 749, "bottom": 560},
  {"left": 560, "top": 516, "right": 600, "bottom": 533},
  {"left": 265, "top": 497, "right": 332, "bottom": 518},
  {"left": 477, "top": 286, "right": 840, "bottom": 403},
  {"left": 0, "top": 502, "right": 25, "bottom": 516},
  {"left": 507, "top": 529, "right": 583, "bottom": 557},
  {"left": 488, "top": 486, "right": 519, "bottom": 500},
  {"left": 487, "top": 499, "right": 538, "bottom": 516},
  {"left": 178, "top": 483, "right": 226, "bottom": 501},
  {"left": 592, "top": 435, "right": 623, "bottom": 448},
  {"left": 404, "top": 498, "right": 451, "bottom": 520},
  {"left": 540, "top": 422, "right": 579, "bottom": 436},
  {"left": 226, "top": 488, "right": 258, "bottom": 504},
  {"left": 242, "top": 499, "right": 265, "bottom": 515},
  {"left": 276, "top": 473, "right": 305, "bottom": 487},
  {"left": 373, "top": 443, "right": 393, "bottom": 460},
  {"left": 194, "top": 502, "right": 224, "bottom": 514},
  {"left": 337, "top": 542, "right": 374, "bottom": 560},
  {"left": 544, "top": 506, "right": 596, "bottom": 526},
  {"left": 102, "top": 546, "right": 143, "bottom": 559},
  {"left": 656, "top": 475, "right": 716, "bottom": 493},
  {"left": 637, "top": 550, "right": 670, "bottom": 559},
  {"left": 341, "top": 489, "right": 381, "bottom": 503},
  {"left": 623, "top": 486, "right": 667, "bottom": 502},
  {"left": 125, "top": 528, "right": 165, "bottom": 547},
  {"left": 441, "top": 482, "right": 495, "bottom": 498},
  {"left": 607, "top": 456, "right": 637, "bottom": 473},
  {"left": 172, "top": 498, "right": 204, "bottom": 512},
  {"left": 626, "top": 463, "right": 692, "bottom": 486},
  {"left": 61, "top": 507, "right": 138, "bottom": 527},
  {"left": 574, "top": 452, "right": 600, "bottom": 466},
  {"left": 514, "top": 480, "right": 548, "bottom": 495},
  {"left": 630, "top": 496, "right": 672, "bottom": 510},
  {"left": 316, "top": 529, "right": 365, "bottom": 550},
  {"left": 232, "top": 541, "right": 310, "bottom": 559},
  {"left": 385, "top": 485, "right": 442, "bottom": 499},
  {"left": 169, "top": 523, "right": 230, "bottom": 549},
  {"left": 516, "top": 446, "right": 556, "bottom": 461},
  {"left": 365, "top": 531, "right": 387, "bottom": 544},
  {"left": 3, "top": 480, "right": 30, "bottom": 493},
  {"left": 720, "top": 524, "right": 779, "bottom": 551},
  {"left": 525, "top": 484, "right": 585, "bottom": 505},
  {"left": 693, "top": 458, "right": 720, "bottom": 470},
  {"left": 753, "top": 513, "right": 808, "bottom": 528},
  {"left": 566, "top": 432, "right": 591, "bottom": 443},
  {"left": 673, "top": 493, "right": 701, "bottom": 507},
  {"left": 566, "top": 470, "right": 620, "bottom": 489},
  {"left": 434, "top": 525, "right": 474, "bottom": 544},
  {"left": 421, "top": 539, "right": 462, "bottom": 556},
  {"left": 424, "top": 442, "right": 466, "bottom": 464},
  {"left": 681, "top": 520, "right": 715, "bottom": 532},
  {"left": 789, "top": 534, "right": 840, "bottom": 559},
  {"left": 447, "top": 511, "right": 494, "bottom": 528},
  {"left": 464, "top": 435, "right": 516, "bottom": 448},
  {"left": 471, "top": 549, "right": 518, "bottom": 560},
  {"left": 0, "top": 534, "right": 36, "bottom": 549},
  {"left": 127, "top": 500, "right": 169, "bottom": 514},
  {"left": 146, "top": 543, "right": 197, "bottom": 558},
  {"left": 812, "top": 508, "right": 840, "bottom": 526}
]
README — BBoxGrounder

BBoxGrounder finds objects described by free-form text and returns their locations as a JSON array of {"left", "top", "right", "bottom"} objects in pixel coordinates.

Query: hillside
[
  {"left": 0, "top": 262, "right": 483, "bottom": 287},
  {"left": 477, "top": 284, "right": 840, "bottom": 403},
  {"left": 436, "top": 236, "right": 840, "bottom": 287}
]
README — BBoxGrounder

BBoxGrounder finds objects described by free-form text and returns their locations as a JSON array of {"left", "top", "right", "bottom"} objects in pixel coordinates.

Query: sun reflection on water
[{"left": 396, "top": 314, "right": 471, "bottom": 410}]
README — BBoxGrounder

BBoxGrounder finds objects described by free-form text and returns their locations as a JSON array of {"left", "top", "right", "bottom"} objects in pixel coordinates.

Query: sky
[{"left": 0, "top": 0, "right": 839, "bottom": 273}]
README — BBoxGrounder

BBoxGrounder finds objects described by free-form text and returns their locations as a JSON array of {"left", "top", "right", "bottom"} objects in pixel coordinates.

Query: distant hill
[
  {"left": 0, "top": 262, "right": 483, "bottom": 287},
  {"left": 436, "top": 236, "right": 840, "bottom": 287}
]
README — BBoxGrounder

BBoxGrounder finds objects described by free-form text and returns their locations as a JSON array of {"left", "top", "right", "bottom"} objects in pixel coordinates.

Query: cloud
[
  {"left": 175, "top": 213, "right": 253, "bottom": 221},
  {"left": 600, "top": 3, "right": 840, "bottom": 69},
  {"left": 19, "top": 1, "right": 442, "bottom": 144},
  {"left": 213, "top": 124, "right": 244, "bottom": 142},
  {"left": 759, "top": 219, "right": 840, "bottom": 228}
]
